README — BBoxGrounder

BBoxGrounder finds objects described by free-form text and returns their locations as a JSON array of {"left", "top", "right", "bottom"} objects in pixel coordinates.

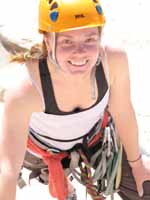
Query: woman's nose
[{"left": 73, "top": 43, "right": 86, "bottom": 54}]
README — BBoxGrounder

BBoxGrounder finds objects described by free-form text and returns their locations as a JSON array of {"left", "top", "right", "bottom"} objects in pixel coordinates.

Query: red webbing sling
[
  {"left": 88, "top": 111, "right": 108, "bottom": 147},
  {"left": 27, "top": 138, "right": 69, "bottom": 200}
]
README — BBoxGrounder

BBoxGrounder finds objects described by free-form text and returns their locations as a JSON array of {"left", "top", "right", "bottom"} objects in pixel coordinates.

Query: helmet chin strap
[{"left": 48, "top": 32, "right": 61, "bottom": 70}]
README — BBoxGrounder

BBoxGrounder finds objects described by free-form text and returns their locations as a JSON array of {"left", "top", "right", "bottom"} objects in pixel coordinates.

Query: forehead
[{"left": 57, "top": 27, "right": 99, "bottom": 38}]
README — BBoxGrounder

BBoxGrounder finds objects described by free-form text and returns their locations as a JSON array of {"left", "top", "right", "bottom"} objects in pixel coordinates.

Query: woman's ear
[{"left": 43, "top": 33, "right": 52, "bottom": 54}]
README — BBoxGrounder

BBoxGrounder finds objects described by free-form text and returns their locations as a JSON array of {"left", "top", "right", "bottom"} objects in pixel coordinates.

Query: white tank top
[
  {"left": 29, "top": 90, "right": 109, "bottom": 151},
  {"left": 28, "top": 56, "right": 110, "bottom": 152}
]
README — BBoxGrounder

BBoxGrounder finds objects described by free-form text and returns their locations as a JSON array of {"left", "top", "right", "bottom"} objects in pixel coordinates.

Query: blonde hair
[
  {"left": 9, "top": 41, "right": 47, "bottom": 63},
  {"left": 0, "top": 31, "right": 48, "bottom": 63}
]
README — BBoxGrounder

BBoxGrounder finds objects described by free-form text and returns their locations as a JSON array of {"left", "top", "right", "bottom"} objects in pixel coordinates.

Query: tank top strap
[
  {"left": 95, "top": 61, "right": 108, "bottom": 101},
  {"left": 38, "top": 58, "right": 56, "bottom": 113},
  {"left": 38, "top": 58, "right": 108, "bottom": 115}
]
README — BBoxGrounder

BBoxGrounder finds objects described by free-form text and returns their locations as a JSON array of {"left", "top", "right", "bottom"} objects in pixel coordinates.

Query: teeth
[{"left": 68, "top": 60, "right": 87, "bottom": 66}]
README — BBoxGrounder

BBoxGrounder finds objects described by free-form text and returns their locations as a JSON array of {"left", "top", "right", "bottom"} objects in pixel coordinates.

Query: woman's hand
[{"left": 129, "top": 155, "right": 150, "bottom": 197}]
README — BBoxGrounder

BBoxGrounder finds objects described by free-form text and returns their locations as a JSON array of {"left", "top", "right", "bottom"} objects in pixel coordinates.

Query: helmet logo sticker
[
  {"left": 50, "top": 11, "right": 59, "bottom": 21},
  {"left": 75, "top": 14, "right": 85, "bottom": 19},
  {"left": 91, "top": 0, "right": 103, "bottom": 15},
  {"left": 95, "top": 5, "right": 103, "bottom": 15},
  {"left": 47, "top": 0, "right": 59, "bottom": 22}
]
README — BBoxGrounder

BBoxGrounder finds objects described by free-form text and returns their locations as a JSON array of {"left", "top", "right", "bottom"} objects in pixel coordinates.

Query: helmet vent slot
[
  {"left": 50, "top": 11, "right": 59, "bottom": 21},
  {"left": 51, "top": 2, "right": 58, "bottom": 10},
  {"left": 93, "top": 0, "right": 98, "bottom": 3},
  {"left": 48, "top": 0, "right": 53, "bottom": 4},
  {"left": 95, "top": 5, "right": 103, "bottom": 15}
]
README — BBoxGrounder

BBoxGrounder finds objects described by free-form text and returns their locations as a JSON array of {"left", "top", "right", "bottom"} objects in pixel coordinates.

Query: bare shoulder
[
  {"left": 105, "top": 46, "right": 129, "bottom": 85},
  {"left": 26, "top": 59, "right": 41, "bottom": 83},
  {"left": 4, "top": 76, "right": 43, "bottom": 117},
  {"left": 105, "top": 46, "right": 128, "bottom": 66},
  {"left": 25, "top": 59, "right": 39, "bottom": 73},
  {"left": 25, "top": 59, "right": 44, "bottom": 94}
]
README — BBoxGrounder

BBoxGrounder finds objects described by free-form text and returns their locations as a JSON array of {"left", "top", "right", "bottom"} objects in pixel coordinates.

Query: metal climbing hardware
[{"left": 69, "top": 111, "right": 122, "bottom": 200}]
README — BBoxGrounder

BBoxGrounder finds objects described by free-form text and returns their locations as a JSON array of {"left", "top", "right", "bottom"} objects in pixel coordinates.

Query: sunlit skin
[{"left": 55, "top": 27, "right": 101, "bottom": 75}]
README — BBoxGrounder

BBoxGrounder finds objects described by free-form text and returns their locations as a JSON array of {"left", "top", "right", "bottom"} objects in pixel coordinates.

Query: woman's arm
[
  {"left": 0, "top": 83, "right": 34, "bottom": 200},
  {"left": 107, "top": 47, "right": 150, "bottom": 197},
  {"left": 107, "top": 48, "right": 140, "bottom": 161}
]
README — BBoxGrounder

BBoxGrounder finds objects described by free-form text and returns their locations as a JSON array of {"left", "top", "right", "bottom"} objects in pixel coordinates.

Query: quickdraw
[{"left": 69, "top": 111, "right": 122, "bottom": 200}]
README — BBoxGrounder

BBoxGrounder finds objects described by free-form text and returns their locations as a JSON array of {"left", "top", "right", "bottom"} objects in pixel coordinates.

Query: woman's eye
[
  {"left": 62, "top": 40, "right": 73, "bottom": 45},
  {"left": 85, "top": 38, "right": 97, "bottom": 43}
]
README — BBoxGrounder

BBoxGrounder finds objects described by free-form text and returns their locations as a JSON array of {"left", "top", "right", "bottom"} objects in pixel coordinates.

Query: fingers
[
  {"left": 136, "top": 181, "right": 144, "bottom": 197},
  {"left": 134, "top": 173, "right": 150, "bottom": 197},
  {"left": 130, "top": 156, "right": 150, "bottom": 197}
]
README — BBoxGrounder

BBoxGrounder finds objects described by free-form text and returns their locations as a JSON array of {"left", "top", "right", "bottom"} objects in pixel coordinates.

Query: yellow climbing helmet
[{"left": 39, "top": 0, "right": 106, "bottom": 32}]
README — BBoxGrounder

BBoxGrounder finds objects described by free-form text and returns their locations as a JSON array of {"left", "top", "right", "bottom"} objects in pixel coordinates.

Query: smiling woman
[
  {"left": 54, "top": 28, "right": 100, "bottom": 74},
  {"left": 1, "top": 0, "right": 150, "bottom": 200}
]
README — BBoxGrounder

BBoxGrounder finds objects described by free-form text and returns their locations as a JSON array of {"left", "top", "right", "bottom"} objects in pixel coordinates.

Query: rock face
[{"left": 0, "top": 33, "right": 28, "bottom": 55}]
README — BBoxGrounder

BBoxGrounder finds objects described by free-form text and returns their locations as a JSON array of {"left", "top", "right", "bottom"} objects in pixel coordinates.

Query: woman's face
[{"left": 55, "top": 27, "right": 101, "bottom": 74}]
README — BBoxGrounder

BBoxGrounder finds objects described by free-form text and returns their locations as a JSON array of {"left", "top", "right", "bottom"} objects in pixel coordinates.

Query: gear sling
[{"left": 19, "top": 110, "right": 122, "bottom": 200}]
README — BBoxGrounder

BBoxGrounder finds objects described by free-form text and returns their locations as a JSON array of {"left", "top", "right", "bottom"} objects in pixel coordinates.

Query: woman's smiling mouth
[{"left": 68, "top": 59, "right": 88, "bottom": 67}]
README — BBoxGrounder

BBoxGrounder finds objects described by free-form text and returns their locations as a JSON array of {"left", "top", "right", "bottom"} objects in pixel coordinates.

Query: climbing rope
[
  {"left": 70, "top": 116, "right": 122, "bottom": 200},
  {"left": 79, "top": 149, "right": 105, "bottom": 200}
]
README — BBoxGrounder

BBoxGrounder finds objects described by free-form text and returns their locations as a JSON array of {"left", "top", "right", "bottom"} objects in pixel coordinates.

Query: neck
[
  {"left": 59, "top": 69, "right": 92, "bottom": 82},
  {"left": 47, "top": 57, "right": 97, "bottom": 100}
]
